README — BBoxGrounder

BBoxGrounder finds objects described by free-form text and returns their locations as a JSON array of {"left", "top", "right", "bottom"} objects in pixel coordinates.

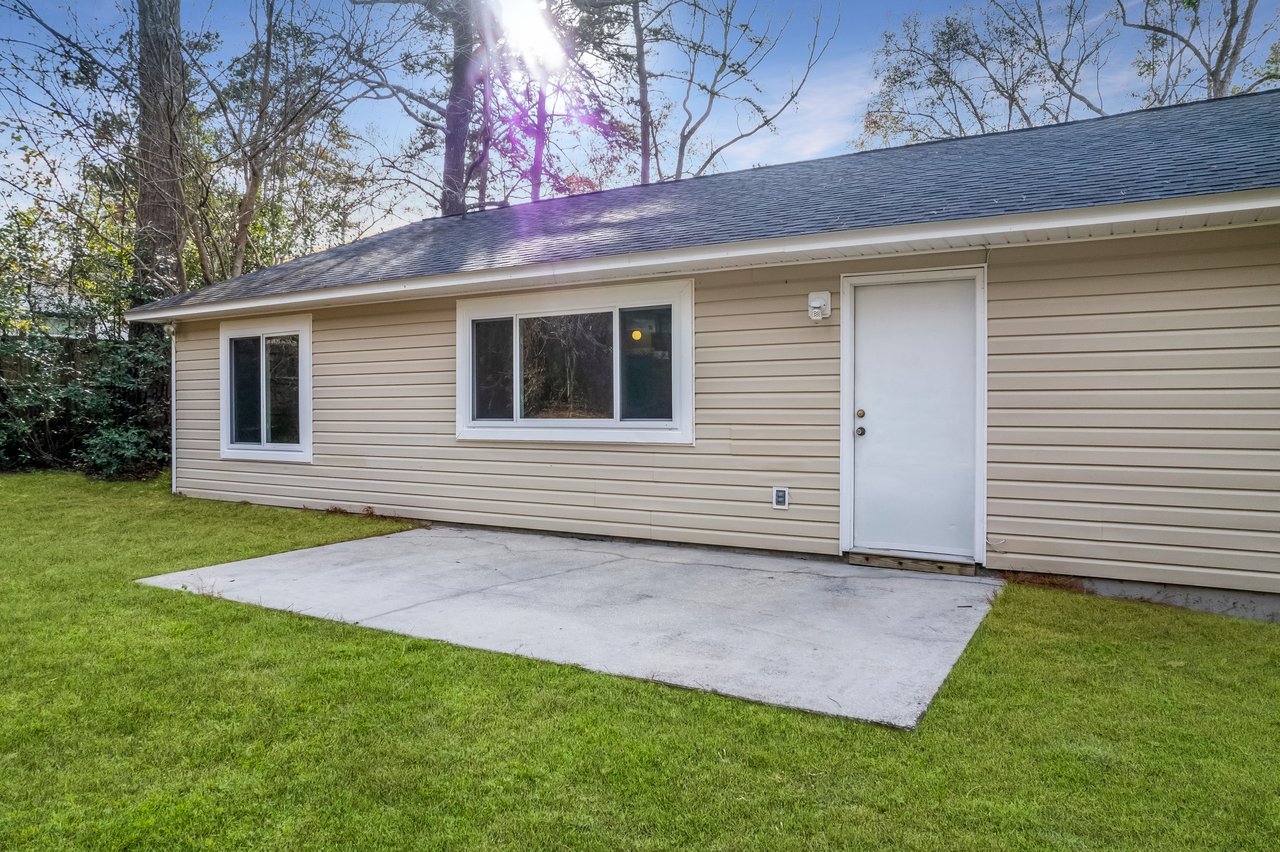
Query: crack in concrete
[{"left": 356, "top": 554, "right": 630, "bottom": 622}]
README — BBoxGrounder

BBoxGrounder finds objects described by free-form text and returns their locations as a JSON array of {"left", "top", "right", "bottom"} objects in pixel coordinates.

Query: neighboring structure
[{"left": 128, "top": 91, "right": 1280, "bottom": 594}]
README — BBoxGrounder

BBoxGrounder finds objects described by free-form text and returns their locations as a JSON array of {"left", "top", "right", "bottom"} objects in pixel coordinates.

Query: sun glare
[{"left": 490, "top": 0, "right": 566, "bottom": 76}]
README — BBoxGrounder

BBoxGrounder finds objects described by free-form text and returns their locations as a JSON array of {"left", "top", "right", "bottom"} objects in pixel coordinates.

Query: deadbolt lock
[
  {"left": 855, "top": 427, "right": 866, "bottom": 436},
  {"left": 856, "top": 409, "right": 865, "bottom": 418}
]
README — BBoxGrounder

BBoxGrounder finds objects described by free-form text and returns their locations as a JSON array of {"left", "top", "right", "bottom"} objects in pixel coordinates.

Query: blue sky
[
  {"left": 172, "top": 0, "right": 1279, "bottom": 172},
  {"left": 0, "top": 0, "right": 961, "bottom": 227},
  {"left": 6, "top": 0, "right": 1278, "bottom": 219},
  {"left": 178, "top": 0, "right": 956, "bottom": 168},
  {"left": 673, "top": 5, "right": 909, "bottom": 170}
]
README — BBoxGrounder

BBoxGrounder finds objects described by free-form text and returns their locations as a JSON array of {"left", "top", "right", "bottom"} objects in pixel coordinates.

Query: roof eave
[{"left": 127, "top": 189, "right": 1280, "bottom": 323}]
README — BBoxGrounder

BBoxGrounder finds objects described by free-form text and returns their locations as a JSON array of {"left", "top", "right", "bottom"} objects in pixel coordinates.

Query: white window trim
[
  {"left": 219, "top": 314, "right": 313, "bottom": 462},
  {"left": 456, "top": 280, "right": 694, "bottom": 444}
]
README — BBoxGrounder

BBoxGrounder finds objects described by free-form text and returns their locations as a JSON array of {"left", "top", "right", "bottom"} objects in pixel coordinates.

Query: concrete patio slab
[{"left": 138, "top": 526, "right": 1001, "bottom": 728}]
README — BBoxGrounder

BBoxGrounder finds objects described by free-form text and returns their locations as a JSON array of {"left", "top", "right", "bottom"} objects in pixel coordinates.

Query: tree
[
  {"left": 587, "top": 0, "right": 833, "bottom": 183},
  {"left": 647, "top": 0, "right": 834, "bottom": 180},
  {"left": 862, "top": 0, "right": 1279, "bottom": 146},
  {"left": 583, "top": 0, "right": 669, "bottom": 185},
  {"left": 187, "top": 0, "right": 410, "bottom": 278},
  {"left": 363, "top": 0, "right": 834, "bottom": 207},
  {"left": 135, "top": 0, "right": 187, "bottom": 300},
  {"left": 354, "top": 0, "right": 482, "bottom": 215},
  {"left": 1117, "top": 0, "right": 1277, "bottom": 102},
  {"left": 989, "top": 0, "right": 1115, "bottom": 117},
  {"left": 0, "top": 0, "right": 142, "bottom": 306},
  {"left": 481, "top": 0, "right": 636, "bottom": 202},
  {"left": 862, "top": 10, "right": 1058, "bottom": 143},
  {"left": 440, "top": 0, "right": 479, "bottom": 214},
  {"left": 630, "top": 1, "right": 656, "bottom": 184},
  {"left": 0, "top": 0, "right": 415, "bottom": 475},
  {"left": 358, "top": 0, "right": 634, "bottom": 209}
]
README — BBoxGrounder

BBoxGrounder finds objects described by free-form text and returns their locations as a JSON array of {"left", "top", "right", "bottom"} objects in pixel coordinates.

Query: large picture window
[
  {"left": 219, "top": 315, "right": 312, "bottom": 462},
  {"left": 520, "top": 312, "right": 614, "bottom": 419},
  {"left": 456, "top": 281, "right": 693, "bottom": 443}
]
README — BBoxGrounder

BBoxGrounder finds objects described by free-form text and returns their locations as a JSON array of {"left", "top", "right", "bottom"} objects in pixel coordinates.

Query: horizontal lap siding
[
  {"left": 174, "top": 267, "right": 854, "bottom": 554},
  {"left": 986, "top": 225, "right": 1280, "bottom": 593},
  {"left": 174, "top": 227, "right": 1280, "bottom": 588}
]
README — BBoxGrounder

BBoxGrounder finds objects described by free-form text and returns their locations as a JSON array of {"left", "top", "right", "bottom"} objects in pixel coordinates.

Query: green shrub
[
  {"left": 73, "top": 424, "right": 169, "bottom": 479},
  {"left": 0, "top": 334, "right": 88, "bottom": 469},
  {"left": 0, "top": 332, "right": 169, "bottom": 477}
]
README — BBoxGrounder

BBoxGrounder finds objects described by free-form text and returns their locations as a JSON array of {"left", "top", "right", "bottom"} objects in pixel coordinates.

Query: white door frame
[{"left": 838, "top": 266, "right": 988, "bottom": 564}]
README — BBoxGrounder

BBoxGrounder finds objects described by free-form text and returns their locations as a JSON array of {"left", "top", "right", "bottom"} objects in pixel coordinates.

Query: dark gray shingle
[{"left": 143, "top": 90, "right": 1280, "bottom": 312}]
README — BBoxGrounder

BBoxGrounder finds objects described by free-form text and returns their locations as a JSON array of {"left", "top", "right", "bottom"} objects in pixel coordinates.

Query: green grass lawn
[{"left": 2, "top": 472, "right": 1278, "bottom": 850}]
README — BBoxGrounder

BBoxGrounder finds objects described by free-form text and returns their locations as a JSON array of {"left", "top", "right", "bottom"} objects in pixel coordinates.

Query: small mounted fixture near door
[{"left": 807, "top": 291, "right": 831, "bottom": 321}]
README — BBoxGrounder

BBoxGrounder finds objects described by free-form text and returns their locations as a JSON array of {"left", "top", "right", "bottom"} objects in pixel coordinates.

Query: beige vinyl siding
[
  {"left": 174, "top": 223, "right": 1280, "bottom": 591},
  {"left": 986, "top": 224, "right": 1280, "bottom": 593},
  {"left": 173, "top": 266, "right": 853, "bottom": 554}
]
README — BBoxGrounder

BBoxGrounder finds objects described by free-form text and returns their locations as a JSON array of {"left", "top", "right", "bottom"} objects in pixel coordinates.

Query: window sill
[
  {"left": 456, "top": 425, "right": 693, "bottom": 445},
  {"left": 220, "top": 446, "right": 314, "bottom": 463}
]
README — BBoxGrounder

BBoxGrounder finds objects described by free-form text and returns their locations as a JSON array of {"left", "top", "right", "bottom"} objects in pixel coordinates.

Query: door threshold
[{"left": 845, "top": 551, "right": 977, "bottom": 577}]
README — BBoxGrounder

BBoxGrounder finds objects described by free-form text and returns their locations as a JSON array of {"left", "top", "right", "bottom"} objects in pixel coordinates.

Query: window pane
[
  {"left": 620, "top": 305, "right": 673, "bottom": 420},
  {"left": 265, "top": 334, "right": 300, "bottom": 445},
  {"left": 520, "top": 312, "right": 613, "bottom": 419},
  {"left": 473, "top": 318, "right": 514, "bottom": 420},
  {"left": 230, "top": 336, "right": 261, "bottom": 444}
]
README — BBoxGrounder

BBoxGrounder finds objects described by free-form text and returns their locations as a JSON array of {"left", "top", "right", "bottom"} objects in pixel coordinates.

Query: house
[{"left": 128, "top": 91, "right": 1280, "bottom": 595}]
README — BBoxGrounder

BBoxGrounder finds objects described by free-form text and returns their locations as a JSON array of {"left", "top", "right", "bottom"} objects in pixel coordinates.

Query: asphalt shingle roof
[{"left": 144, "top": 90, "right": 1280, "bottom": 312}]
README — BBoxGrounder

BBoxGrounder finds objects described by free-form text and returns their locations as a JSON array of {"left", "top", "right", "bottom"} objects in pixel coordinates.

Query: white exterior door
[{"left": 849, "top": 276, "right": 980, "bottom": 560}]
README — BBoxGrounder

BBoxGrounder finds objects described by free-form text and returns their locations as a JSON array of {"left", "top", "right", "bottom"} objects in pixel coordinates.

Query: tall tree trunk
[
  {"left": 230, "top": 0, "right": 276, "bottom": 278},
  {"left": 230, "top": 162, "right": 264, "bottom": 278},
  {"left": 477, "top": 70, "right": 491, "bottom": 208},
  {"left": 136, "top": 0, "right": 187, "bottom": 301},
  {"left": 531, "top": 82, "right": 548, "bottom": 201},
  {"left": 441, "top": 0, "right": 477, "bottom": 215},
  {"left": 631, "top": 0, "right": 651, "bottom": 185}
]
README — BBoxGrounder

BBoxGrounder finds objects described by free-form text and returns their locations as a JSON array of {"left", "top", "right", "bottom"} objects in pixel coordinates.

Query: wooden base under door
[{"left": 845, "top": 551, "right": 978, "bottom": 577}]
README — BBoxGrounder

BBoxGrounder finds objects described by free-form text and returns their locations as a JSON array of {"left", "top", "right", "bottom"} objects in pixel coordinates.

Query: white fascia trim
[{"left": 128, "top": 189, "right": 1280, "bottom": 322}]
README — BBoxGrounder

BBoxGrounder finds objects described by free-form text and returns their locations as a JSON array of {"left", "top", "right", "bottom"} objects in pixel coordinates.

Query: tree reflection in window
[
  {"left": 520, "top": 312, "right": 613, "bottom": 419},
  {"left": 265, "top": 335, "right": 300, "bottom": 444}
]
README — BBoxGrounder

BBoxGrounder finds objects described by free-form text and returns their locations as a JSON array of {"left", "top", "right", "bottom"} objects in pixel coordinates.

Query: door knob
[{"left": 855, "top": 427, "right": 866, "bottom": 436}]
